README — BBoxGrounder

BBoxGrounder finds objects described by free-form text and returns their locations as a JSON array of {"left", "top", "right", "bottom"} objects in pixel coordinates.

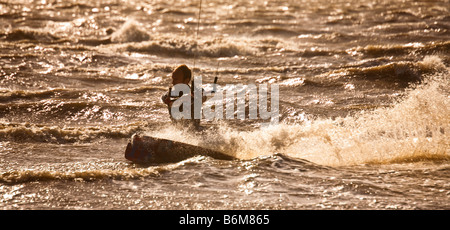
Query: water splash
[{"left": 146, "top": 57, "right": 449, "bottom": 166}]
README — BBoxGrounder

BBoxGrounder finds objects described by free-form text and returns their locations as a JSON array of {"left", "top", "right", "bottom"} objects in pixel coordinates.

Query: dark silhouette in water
[{"left": 125, "top": 134, "right": 235, "bottom": 164}]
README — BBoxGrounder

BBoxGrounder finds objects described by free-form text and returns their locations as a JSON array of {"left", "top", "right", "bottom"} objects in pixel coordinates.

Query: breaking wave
[
  {"left": 110, "top": 19, "right": 151, "bottom": 43},
  {"left": 113, "top": 36, "right": 256, "bottom": 58}
]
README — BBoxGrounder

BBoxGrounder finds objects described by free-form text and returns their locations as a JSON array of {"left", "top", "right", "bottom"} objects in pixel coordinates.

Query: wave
[
  {"left": 351, "top": 41, "right": 450, "bottom": 57},
  {"left": 1, "top": 27, "right": 62, "bottom": 43},
  {"left": 256, "top": 76, "right": 333, "bottom": 88},
  {"left": 0, "top": 101, "right": 104, "bottom": 118},
  {"left": 1, "top": 19, "right": 150, "bottom": 45},
  {"left": 0, "top": 156, "right": 205, "bottom": 184},
  {"left": 0, "top": 122, "right": 145, "bottom": 143},
  {"left": 0, "top": 86, "right": 166, "bottom": 103},
  {"left": 110, "top": 34, "right": 256, "bottom": 57},
  {"left": 247, "top": 153, "right": 331, "bottom": 172},
  {"left": 0, "top": 165, "right": 159, "bottom": 184},
  {"left": 331, "top": 55, "right": 447, "bottom": 86},
  {"left": 249, "top": 56, "right": 446, "bottom": 88},
  {"left": 110, "top": 19, "right": 151, "bottom": 43},
  {"left": 0, "top": 88, "right": 78, "bottom": 103}
]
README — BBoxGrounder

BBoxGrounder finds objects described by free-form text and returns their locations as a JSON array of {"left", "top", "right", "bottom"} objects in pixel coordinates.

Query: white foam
[{"left": 111, "top": 19, "right": 150, "bottom": 43}]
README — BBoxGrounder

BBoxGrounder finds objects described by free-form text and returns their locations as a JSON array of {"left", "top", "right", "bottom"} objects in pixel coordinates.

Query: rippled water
[{"left": 0, "top": 0, "right": 449, "bottom": 209}]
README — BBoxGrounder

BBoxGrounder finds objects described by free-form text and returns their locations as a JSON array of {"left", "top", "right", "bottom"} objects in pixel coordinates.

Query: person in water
[{"left": 161, "top": 64, "right": 206, "bottom": 129}]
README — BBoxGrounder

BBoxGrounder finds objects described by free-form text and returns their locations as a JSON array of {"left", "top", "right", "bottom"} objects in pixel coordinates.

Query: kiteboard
[{"left": 125, "top": 134, "right": 235, "bottom": 164}]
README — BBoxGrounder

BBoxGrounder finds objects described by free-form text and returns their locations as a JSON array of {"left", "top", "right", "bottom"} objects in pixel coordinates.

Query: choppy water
[{"left": 0, "top": 0, "right": 449, "bottom": 209}]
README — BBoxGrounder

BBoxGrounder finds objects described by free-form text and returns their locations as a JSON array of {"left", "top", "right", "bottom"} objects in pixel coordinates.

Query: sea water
[{"left": 0, "top": 0, "right": 449, "bottom": 209}]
